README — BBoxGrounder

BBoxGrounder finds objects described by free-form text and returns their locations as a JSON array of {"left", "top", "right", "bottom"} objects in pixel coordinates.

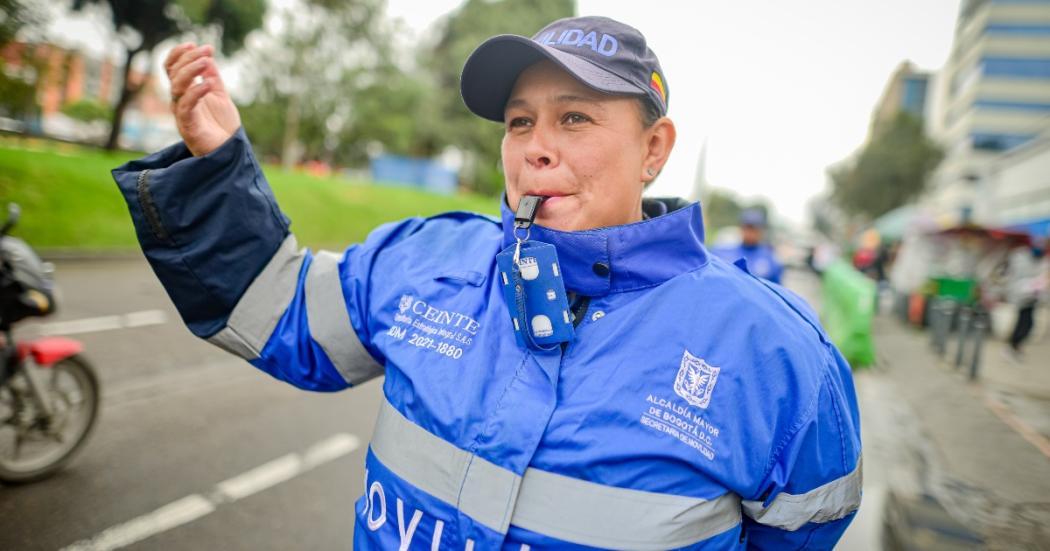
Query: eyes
[{"left": 507, "top": 112, "right": 592, "bottom": 131}]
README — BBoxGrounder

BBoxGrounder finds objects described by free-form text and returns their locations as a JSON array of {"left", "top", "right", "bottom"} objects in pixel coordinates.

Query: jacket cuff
[{"left": 111, "top": 128, "right": 291, "bottom": 338}]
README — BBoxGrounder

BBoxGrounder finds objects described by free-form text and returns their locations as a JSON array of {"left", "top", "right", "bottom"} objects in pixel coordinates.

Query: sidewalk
[
  {"left": 780, "top": 269, "right": 1050, "bottom": 549},
  {"left": 856, "top": 313, "right": 1050, "bottom": 549},
  {"left": 978, "top": 325, "right": 1050, "bottom": 444}
]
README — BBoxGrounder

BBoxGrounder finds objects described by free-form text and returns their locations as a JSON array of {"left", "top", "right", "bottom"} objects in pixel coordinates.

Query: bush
[{"left": 60, "top": 99, "right": 112, "bottom": 123}]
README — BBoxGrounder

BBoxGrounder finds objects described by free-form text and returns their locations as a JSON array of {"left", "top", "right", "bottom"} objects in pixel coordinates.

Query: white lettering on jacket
[
  {"left": 408, "top": 299, "right": 481, "bottom": 335},
  {"left": 397, "top": 498, "right": 423, "bottom": 551},
  {"left": 362, "top": 473, "right": 534, "bottom": 549},
  {"left": 367, "top": 480, "right": 387, "bottom": 531}
]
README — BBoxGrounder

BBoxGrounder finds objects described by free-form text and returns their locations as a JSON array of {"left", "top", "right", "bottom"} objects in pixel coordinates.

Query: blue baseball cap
[
  {"left": 740, "top": 209, "right": 767, "bottom": 228},
  {"left": 460, "top": 16, "right": 669, "bottom": 122}
]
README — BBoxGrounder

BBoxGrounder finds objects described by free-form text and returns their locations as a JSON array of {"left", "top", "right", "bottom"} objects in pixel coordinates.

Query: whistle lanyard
[
  {"left": 496, "top": 196, "right": 575, "bottom": 351},
  {"left": 512, "top": 195, "right": 544, "bottom": 265}
]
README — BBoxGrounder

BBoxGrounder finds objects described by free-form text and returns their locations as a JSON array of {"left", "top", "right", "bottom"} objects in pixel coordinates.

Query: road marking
[
  {"left": 63, "top": 495, "right": 215, "bottom": 551},
  {"left": 61, "top": 433, "right": 361, "bottom": 551},
  {"left": 303, "top": 433, "right": 360, "bottom": 468},
  {"left": 216, "top": 453, "right": 302, "bottom": 501},
  {"left": 33, "top": 309, "right": 169, "bottom": 336}
]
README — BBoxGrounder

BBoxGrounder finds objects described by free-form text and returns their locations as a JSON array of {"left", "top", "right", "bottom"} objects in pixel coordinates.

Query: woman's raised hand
[{"left": 164, "top": 43, "right": 242, "bottom": 157}]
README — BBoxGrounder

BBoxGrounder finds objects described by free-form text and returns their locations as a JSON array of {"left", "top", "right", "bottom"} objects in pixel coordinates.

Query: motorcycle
[{"left": 0, "top": 204, "right": 99, "bottom": 483}]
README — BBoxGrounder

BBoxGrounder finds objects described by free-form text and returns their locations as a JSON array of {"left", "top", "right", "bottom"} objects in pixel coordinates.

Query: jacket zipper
[{"left": 136, "top": 169, "right": 171, "bottom": 242}]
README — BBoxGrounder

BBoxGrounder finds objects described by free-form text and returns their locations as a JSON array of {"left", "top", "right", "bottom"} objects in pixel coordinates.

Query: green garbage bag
[{"left": 821, "top": 260, "right": 876, "bottom": 367}]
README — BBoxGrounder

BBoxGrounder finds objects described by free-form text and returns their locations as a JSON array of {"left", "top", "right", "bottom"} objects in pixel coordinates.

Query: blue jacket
[
  {"left": 710, "top": 244, "right": 784, "bottom": 285},
  {"left": 113, "top": 129, "right": 861, "bottom": 550}
]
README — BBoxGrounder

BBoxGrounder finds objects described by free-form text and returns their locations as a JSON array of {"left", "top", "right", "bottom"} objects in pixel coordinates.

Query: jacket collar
[{"left": 500, "top": 197, "right": 709, "bottom": 296}]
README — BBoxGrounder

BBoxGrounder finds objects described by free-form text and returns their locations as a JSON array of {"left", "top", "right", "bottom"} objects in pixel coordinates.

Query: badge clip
[{"left": 513, "top": 195, "right": 545, "bottom": 265}]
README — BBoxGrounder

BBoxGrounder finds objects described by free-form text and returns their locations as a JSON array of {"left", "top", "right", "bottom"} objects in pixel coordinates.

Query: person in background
[
  {"left": 711, "top": 208, "right": 785, "bottom": 284},
  {"left": 1005, "top": 237, "right": 1049, "bottom": 361}
]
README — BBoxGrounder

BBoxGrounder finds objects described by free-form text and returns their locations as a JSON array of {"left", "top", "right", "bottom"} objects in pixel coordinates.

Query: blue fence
[{"left": 370, "top": 155, "right": 458, "bottom": 195}]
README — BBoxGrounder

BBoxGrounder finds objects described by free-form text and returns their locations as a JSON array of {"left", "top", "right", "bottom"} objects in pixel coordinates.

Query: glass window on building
[
  {"left": 971, "top": 132, "right": 1037, "bottom": 151},
  {"left": 982, "top": 57, "right": 1050, "bottom": 80}
]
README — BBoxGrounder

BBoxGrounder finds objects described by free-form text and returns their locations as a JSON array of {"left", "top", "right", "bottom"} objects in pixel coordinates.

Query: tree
[
  {"left": 422, "top": 0, "right": 575, "bottom": 195},
  {"left": 237, "top": 0, "right": 396, "bottom": 169},
  {"left": 1, "top": 0, "right": 40, "bottom": 46},
  {"left": 702, "top": 188, "right": 743, "bottom": 237},
  {"left": 71, "top": 0, "right": 265, "bottom": 150},
  {"left": 829, "top": 111, "right": 943, "bottom": 221}
]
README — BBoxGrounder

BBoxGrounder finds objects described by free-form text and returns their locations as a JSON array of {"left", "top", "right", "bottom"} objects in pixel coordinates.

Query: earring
[{"left": 646, "top": 168, "right": 655, "bottom": 177}]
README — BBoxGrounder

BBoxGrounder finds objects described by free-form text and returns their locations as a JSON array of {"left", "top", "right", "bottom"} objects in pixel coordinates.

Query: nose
[{"left": 524, "top": 124, "right": 556, "bottom": 169}]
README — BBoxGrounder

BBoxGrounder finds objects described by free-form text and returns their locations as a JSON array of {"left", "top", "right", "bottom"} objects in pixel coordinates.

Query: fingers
[
  {"left": 170, "top": 54, "right": 216, "bottom": 101},
  {"left": 170, "top": 44, "right": 213, "bottom": 79},
  {"left": 163, "top": 42, "right": 195, "bottom": 74},
  {"left": 174, "top": 76, "right": 213, "bottom": 117},
  {"left": 200, "top": 58, "right": 227, "bottom": 94},
  {"left": 167, "top": 44, "right": 215, "bottom": 97}
]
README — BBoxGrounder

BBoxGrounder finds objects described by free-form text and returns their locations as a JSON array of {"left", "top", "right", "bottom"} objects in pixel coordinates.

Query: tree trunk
[
  {"left": 105, "top": 47, "right": 144, "bottom": 151},
  {"left": 281, "top": 92, "right": 301, "bottom": 171}
]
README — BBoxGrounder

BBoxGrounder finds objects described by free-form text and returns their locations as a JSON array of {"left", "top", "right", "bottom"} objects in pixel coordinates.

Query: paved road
[{"left": 0, "top": 258, "right": 384, "bottom": 550}]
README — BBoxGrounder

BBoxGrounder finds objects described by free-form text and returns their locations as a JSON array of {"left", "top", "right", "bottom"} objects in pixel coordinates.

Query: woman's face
[{"left": 502, "top": 60, "right": 666, "bottom": 232}]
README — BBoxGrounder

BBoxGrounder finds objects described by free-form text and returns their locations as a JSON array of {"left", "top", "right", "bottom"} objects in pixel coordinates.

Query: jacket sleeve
[
  {"left": 742, "top": 344, "right": 863, "bottom": 550},
  {"left": 111, "top": 128, "right": 421, "bottom": 391}
]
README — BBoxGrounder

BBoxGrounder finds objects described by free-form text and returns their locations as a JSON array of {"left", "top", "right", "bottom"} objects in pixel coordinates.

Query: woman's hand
[{"left": 164, "top": 43, "right": 242, "bottom": 157}]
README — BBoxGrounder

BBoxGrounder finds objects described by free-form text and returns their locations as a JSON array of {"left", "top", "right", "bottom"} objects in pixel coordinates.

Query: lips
[{"left": 532, "top": 194, "right": 570, "bottom": 213}]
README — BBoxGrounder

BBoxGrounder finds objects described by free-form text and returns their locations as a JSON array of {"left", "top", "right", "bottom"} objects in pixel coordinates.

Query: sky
[{"left": 45, "top": 0, "right": 963, "bottom": 225}]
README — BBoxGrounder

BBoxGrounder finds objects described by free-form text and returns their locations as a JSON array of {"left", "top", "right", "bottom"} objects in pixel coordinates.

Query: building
[
  {"left": 871, "top": 61, "right": 931, "bottom": 133},
  {"left": 0, "top": 42, "right": 177, "bottom": 151},
  {"left": 925, "top": 0, "right": 1050, "bottom": 229},
  {"left": 985, "top": 128, "right": 1050, "bottom": 236}
]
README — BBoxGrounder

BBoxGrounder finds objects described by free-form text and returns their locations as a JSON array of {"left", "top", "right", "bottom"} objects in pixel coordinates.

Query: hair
[{"left": 638, "top": 97, "right": 662, "bottom": 128}]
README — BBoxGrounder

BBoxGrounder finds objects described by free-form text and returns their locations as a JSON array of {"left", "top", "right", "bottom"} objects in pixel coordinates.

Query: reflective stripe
[
  {"left": 370, "top": 399, "right": 742, "bottom": 549},
  {"left": 742, "top": 458, "right": 862, "bottom": 531},
  {"left": 513, "top": 469, "right": 740, "bottom": 550},
  {"left": 305, "top": 251, "right": 383, "bottom": 385},
  {"left": 208, "top": 235, "right": 304, "bottom": 359},
  {"left": 370, "top": 399, "right": 520, "bottom": 533}
]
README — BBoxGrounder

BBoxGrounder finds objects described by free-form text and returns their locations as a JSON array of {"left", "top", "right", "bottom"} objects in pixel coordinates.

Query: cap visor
[{"left": 461, "top": 35, "right": 641, "bottom": 122}]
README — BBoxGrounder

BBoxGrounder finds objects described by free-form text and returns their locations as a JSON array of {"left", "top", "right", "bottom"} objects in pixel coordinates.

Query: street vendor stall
[{"left": 890, "top": 221, "right": 1030, "bottom": 326}]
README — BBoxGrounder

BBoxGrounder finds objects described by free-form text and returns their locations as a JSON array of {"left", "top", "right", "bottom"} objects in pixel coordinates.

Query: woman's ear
[{"left": 641, "top": 117, "right": 676, "bottom": 183}]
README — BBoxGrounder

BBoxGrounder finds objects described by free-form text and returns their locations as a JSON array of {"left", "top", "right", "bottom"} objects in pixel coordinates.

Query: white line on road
[
  {"left": 33, "top": 309, "right": 169, "bottom": 336},
  {"left": 215, "top": 453, "right": 303, "bottom": 502},
  {"left": 63, "top": 495, "right": 216, "bottom": 551},
  {"left": 60, "top": 433, "right": 361, "bottom": 551},
  {"left": 302, "top": 433, "right": 361, "bottom": 468}
]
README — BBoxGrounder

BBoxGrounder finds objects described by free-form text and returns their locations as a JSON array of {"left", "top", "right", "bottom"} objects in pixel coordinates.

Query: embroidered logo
[
  {"left": 673, "top": 351, "right": 720, "bottom": 409},
  {"left": 399, "top": 294, "right": 412, "bottom": 314}
]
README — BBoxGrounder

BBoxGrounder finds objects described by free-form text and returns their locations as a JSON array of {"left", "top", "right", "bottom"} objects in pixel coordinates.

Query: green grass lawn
[{"left": 0, "top": 137, "right": 498, "bottom": 252}]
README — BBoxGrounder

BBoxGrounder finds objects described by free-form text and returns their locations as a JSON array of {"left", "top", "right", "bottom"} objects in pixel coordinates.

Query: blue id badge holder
[{"left": 496, "top": 196, "right": 575, "bottom": 350}]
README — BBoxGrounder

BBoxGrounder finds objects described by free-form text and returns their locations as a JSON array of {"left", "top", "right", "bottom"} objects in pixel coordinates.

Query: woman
[{"left": 114, "top": 15, "right": 860, "bottom": 550}]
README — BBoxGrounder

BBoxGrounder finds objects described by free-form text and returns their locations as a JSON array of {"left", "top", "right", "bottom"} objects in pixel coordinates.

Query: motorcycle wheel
[{"left": 0, "top": 354, "right": 100, "bottom": 484}]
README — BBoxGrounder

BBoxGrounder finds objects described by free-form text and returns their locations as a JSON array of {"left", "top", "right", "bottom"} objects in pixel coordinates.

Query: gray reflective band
[
  {"left": 305, "top": 251, "right": 383, "bottom": 385},
  {"left": 513, "top": 468, "right": 740, "bottom": 549},
  {"left": 208, "top": 235, "right": 304, "bottom": 359},
  {"left": 370, "top": 399, "right": 520, "bottom": 533},
  {"left": 371, "top": 399, "right": 742, "bottom": 549},
  {"left": 742, "top": 458, "right": 863, "bottom": 531}
]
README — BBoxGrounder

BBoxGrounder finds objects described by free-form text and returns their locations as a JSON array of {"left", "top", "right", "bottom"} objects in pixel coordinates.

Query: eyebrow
[{"left": 505, "top": 94, "right": 608, "bottom": 112}]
